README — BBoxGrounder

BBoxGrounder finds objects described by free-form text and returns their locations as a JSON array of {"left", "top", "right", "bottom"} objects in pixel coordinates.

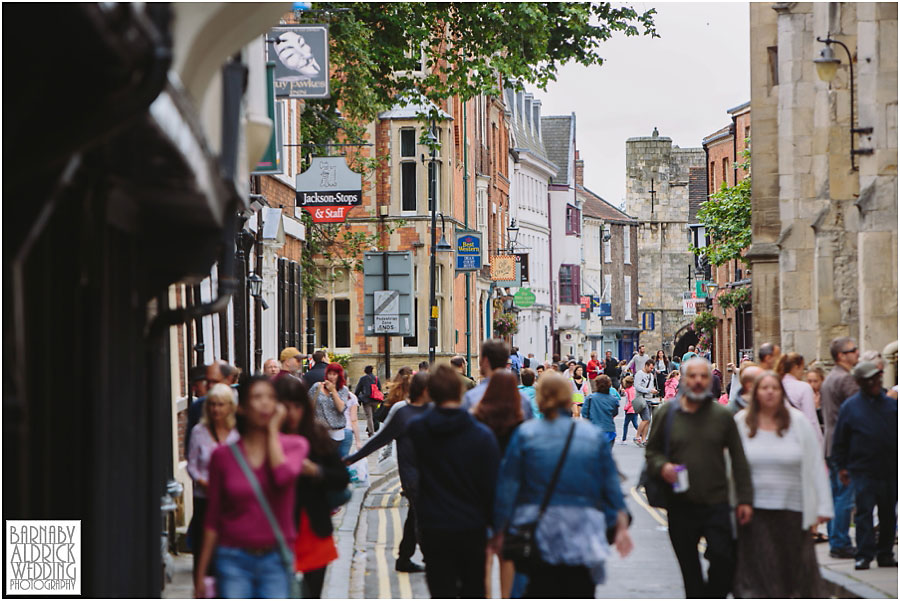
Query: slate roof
[
  {"left": 504, "top": 89, "right": 553, "bottom": 167},
  {"left": 577, "top": 186, "right": 635, "bottom": 223},
  {"left": 688, "top": 166, "right": 708, "bottom": 223},
  {"left": 541, "top": 115, "right": 574, "bottom": 185}
]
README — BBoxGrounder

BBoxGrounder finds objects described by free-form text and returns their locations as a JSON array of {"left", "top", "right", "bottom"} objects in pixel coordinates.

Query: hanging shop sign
[
  {"left": 253, "top": 62, "right": 282, "bottom": 174},
  {"left": 455, "top": 231, "right": 483, "bottom": 271},
  {"left": 295, "top": 156, "right": 362, "bottom": 223},
  {"left": 490, "top": 255, "right": 517, "bottom": 281},
  {"left": 266, "top": 25, "right": 330, "bottom": 99},
  {"left": 580, "top": 295, "right": 592, "bottom": 318},
  {"left": 514, "top": 253, "right": 529, "bottom": 283},
  {"left": 513, "top": 287, "right": 536, "bottom": 308}
]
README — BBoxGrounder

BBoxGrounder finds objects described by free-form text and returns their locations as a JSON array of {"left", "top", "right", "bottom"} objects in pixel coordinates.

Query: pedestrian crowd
[{"left": 181, "top": 335, "right": 895, "bottom": 599}]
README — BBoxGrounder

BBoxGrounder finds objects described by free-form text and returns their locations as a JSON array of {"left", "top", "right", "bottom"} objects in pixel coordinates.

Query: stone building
[
  {"left": 748, "top": 2, "right": 897, "bottom": 368},
  {"left": 625, "top": 129, "right": 706, "bottom": 357},
  {"left": 700, "top": 102, "right": 753, "bottom": 368},
  {"left": 579, "top": 186, "right": 641, "bottom": 359}
]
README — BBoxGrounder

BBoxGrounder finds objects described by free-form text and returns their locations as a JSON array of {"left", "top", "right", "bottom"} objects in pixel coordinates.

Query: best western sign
[{"left": 295, "top": 157, "right": 362, "bottom": 223}]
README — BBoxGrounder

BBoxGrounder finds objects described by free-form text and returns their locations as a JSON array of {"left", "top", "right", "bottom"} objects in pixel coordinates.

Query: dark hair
[
  {"left": 775, "top": 352, "right": 804, "bottom": 378},
  {"left": 236, "top": 374, "right": 275, "bottom": 434},
  {"left": 419, "top": 361, "right": 430, "bottom": 371},
  {"left": 572, "top": 365, "right": 584, "bottom": 380},
  {"left": 190, "top": 365, "right": 207, "bottom": 383},
  {"left": 474, "top": 371, "right": 523, "bottom": 440},
  {"left": 450, "top": 356, "right": 465, "bottom": 368},
  {"left": 482, "top": 339, "right": 510, "bottom": 370},
  {"left": 520, "top": 368, "right": 536, "bottom": 386},
  {"left": 758, "top": 342, "right": 777, "bottom": 361},
  {"left": 312, "top": 350, "right": 326, "bottom": 363},
  {"left": 552, "top": 354, "right": 560, "bottom": 363},
  {"left": 596, "top": 374, "right": 612, "bottom": 394},
  {"left": 325, "top": 362, "right": 346, "bottom": 389},
  {"left": 745, "top": 371, "right": 791, "bottom": 438},
  {"left": 274, "top": 375, "right": 335, "bottom": 455},
  {"left": 409, "top": 372, "right": 429, "bottom": 403},
  {"left": 426, "top": 365, "right": 463, "bottom": 405},
  {"left": 364, "top": 365, "right": 374, "bottom": 374},
  {"left": 535, "top": 364, "right": 545, "bottom": 372},
  {"left": 829, "top": 337, "right": 855, "bottom": 361}
]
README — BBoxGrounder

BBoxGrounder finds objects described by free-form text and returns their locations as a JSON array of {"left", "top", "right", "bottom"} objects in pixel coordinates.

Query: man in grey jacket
[{"left": 633, "top": 360, "right": 657, "bottom": 446}]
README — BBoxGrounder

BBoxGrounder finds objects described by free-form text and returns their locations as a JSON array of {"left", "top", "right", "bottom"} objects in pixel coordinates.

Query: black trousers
[
  {"left": 397, "top": 499, "right": 418, "bottom": 562},
  {"left": 302, "top": 566, "right": 326, "bottom": 598},
  {"left": 420, "top": 528, "right": 486, "bottom": 598},
  {"left": 667, "top": 500, "right": 735, "bottom": 598},
  {"left": 852, "top": 472, "right": 898, "bottom": 562},
  {"left": 524, "top": 561, "right": 595, "bottom": 599}
]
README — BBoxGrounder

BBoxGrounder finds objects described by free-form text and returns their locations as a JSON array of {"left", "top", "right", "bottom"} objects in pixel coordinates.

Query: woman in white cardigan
[{"left": 732, "top": 371, "right": 833, "bottom": 598}]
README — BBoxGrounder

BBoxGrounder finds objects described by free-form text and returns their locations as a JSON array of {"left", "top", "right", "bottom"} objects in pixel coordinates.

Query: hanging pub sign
[
  {"left": 456, "top": 231, "right": 483, "bottom": 271},
  {"left": 295, "top": 156, "right": 362, "bottom": 223},
  {"left": 490, "top": 255, "right": 517, "bottom": 281},
  {"left": 514, "top": 253, "right": 529, "bottom": 283},
  {"left": 253, "top": 62, "right": 282, "bottom": 174},
  {"left": 580, "top": 295, "right": 592, "bottom": 318},
  {"left": 266, "top": 25, "right": 330, "bottom": 99}
]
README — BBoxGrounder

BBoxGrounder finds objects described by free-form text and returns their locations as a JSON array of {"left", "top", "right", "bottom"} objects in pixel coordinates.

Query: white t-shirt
[{"left": 742, "top": 429, "right": 804, "bottom": 512}]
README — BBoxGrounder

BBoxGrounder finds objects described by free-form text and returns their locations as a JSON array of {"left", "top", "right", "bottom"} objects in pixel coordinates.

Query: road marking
[
  {"left": 374, "top": 508, "right": 391, "bottom": 599},
  {"left": 390, "top": 506, "right": 413, "bottom": 599},
  {"left": 630, "top": 486, "right": 668, "bottom": 526}
]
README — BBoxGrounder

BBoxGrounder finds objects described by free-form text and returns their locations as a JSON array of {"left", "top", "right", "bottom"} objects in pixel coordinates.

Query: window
[
  {"left": 559, "top": 264, "right": 580, "bottom": 305},
  {"left": 403, "top": 303, "right": 418, "bottom": 347},
  {"left": 603, "top": 274, "right": 612, "bottom": 302},
  {"left": 314, "top": 300, "right": 328, "bottom": 348},
  {"left": 624, "top": 275, "right": 632, "bottom": 321},
  {"left": 400, "top": 129, "right": 416, "bottom": 157},
  {"left": 401, "top": 162, "right": 417, "bottom": 212},
  {"left": 334, "top": 299, "right": 350, "bottom": 348},
  {"left": 603, "top": 226, "right": 611, "bottom": 263},
  {"left": 623, "top": 226, "right": 631, "bottom": 264},
  {"left": 565, "top": 205, "right": 581, "bottom": 235}
]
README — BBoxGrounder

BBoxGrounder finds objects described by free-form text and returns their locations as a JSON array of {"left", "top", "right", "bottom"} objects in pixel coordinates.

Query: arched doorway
[{"left": 672, "top": 324, "right": 699, "bottom": 362}]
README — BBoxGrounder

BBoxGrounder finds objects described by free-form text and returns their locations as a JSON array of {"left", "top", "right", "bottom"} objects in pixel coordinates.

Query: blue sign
[
  {"left": 598, "top": 302, "right": 612, "bottom": 317},
  {"left": 456, "top": 231, "right": 482, "bottom": 271},
  {"left": 641, "top": 312, "right": 655, "bottom": 331}
]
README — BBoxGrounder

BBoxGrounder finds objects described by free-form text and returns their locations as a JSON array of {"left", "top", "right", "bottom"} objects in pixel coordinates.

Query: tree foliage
[
  {"left": 691, "top": 144, "right": 752, "bottom": 266},
  {"left": 290, "top": 3, "right": 658, "bottom": 298}
]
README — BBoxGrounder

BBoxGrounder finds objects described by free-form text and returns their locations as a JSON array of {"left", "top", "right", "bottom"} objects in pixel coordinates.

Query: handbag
[
  {"left": 637, "top": 402, "right": 677, "bottom": 508},
  {"left": 369, "top": 377, "right": 384, "bottom": 402},
  {"left": 502, "top": 420, "right": 577, "bottom": 571},
  {"left": 229, "top": 443, "right": 304, "bottom": 599},
  {"left": 373, "top": 402, "right": 391, "bottom": 424}
]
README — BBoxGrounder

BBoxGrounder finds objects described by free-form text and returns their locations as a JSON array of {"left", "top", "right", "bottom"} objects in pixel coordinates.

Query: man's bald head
[{"left": 740, "top": 364, "right": 764, "bottom": 393}]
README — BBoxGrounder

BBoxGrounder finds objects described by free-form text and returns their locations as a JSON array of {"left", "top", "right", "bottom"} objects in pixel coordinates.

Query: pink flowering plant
[{"left": 493, "top": 311, "right": 519, "bottom": 336}]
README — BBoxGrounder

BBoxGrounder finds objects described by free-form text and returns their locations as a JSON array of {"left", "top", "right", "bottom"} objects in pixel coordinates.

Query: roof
[
  {"left": 727, "top": 100, "right": 751, "bottom": 115},
  {"left": 541, "top": 115, "right": 574, "bottom": 185},
  {"left": 688, "top": 166, "right": 708, "bottom": 222},
  {"left": 702, "top": 124, "right": 732, "bottom": 147},
  {"left": 577, "top": 186, "right": 635, "bottom": 223},
  {"left": 378, "top": 92, "right": 452, "bottom": 120},
  {"left": 505, "top": 89, "right": 553, "bottom": 166}
]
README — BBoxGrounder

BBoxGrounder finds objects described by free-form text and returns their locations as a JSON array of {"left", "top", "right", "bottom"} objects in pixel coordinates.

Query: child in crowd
[
  {"left": 664, "top": 370, "right": 680, "bottom": 400},
  {"left": 620, "top": 376, "right": 638, "bottom": 444}
]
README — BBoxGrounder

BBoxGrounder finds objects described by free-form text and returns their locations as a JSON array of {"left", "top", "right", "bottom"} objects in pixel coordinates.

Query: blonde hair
[
  {"left": 535, "top": 372, "right": 572, "bottom": 419},
  {"left": 202, "top": 383, "right": 237, "bottom": 430},
  {"left": 667, "top": 370, "right": 680, "bottom": 380}
]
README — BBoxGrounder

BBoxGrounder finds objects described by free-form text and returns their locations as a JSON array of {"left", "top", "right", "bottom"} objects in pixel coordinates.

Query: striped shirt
[{"left": 741, "top": 428, "right": 804, "bottom": 512}]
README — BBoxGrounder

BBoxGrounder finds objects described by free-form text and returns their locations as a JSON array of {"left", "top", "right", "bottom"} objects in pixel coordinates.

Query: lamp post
[
  {"left": 506, "top": 218, "right": 520, "bottom": 251},
  {"left": 426, "top": 122, "right": 440, "bottom": 366},
  {"left": 814, "top": 36, "right": 873, "bottom": 170}
]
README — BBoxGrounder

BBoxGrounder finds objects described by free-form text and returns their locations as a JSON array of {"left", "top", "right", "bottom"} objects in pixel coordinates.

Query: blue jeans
[
  {"left": 510, "top": 571, "right": 529, "bottom": 598},
  {"left": 338, "top": 429, "right": 353, "bottom": 458},
  {"left": 851, "top": 472, "right": 898, "bottom": 561},
  {"left": 622, "top": 413, "right": 639, "bottom": 440},
  {"left": 827, "top": 459, "right": 856, "bottom": 551},
  {"left": 215, "top": 546, "right": 291, "bottom": 599}
]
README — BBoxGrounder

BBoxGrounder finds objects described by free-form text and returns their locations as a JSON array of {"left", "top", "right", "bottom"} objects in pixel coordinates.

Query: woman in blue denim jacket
[{"left": 491, "top": 372, "right": 634, "bottom": 598}]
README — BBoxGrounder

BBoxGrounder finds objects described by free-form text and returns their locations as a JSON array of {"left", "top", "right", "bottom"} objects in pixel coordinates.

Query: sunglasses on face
[{"left": 841, "top": 347, "right": 858, "bottom": 354}]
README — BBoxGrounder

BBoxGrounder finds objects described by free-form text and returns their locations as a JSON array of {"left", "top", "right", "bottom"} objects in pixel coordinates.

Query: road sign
[
  {"left": 683, "top": 298, "right": 699, "bottom": 316},
  {"left": 456, "top": 231, "right": 482, "bottom": 271},
  {"left": 363, "top": 252, "right": 414, "bottom": 336},
  {"left": 514, "top": 288, "right": 535, "bottom": 308}
]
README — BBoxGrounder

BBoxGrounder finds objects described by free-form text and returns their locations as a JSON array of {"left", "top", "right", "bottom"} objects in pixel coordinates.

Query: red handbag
[{"left": 370, "top": 377, "right": 384, "bottom": 401}]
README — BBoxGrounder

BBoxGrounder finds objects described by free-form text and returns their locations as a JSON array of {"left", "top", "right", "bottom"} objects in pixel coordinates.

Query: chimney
[
  {"left": 532, "top": 99, "right": 542, "bottom": 140},
  {"left": 524, "top": 93, "right": 533, "bottom": 135},
  {"left": 575, "top": 150, "right": 584, "bottom": 188},
  {"left": 516, "top": 89, "right": 525, "bottom": 127}
]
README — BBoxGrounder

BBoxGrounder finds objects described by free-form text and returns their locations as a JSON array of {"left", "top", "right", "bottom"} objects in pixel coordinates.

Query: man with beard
[{"left": 645, "top": 358, "right": 754, "bottom": 598}]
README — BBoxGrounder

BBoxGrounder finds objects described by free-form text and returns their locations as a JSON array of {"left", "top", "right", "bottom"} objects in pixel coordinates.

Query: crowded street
[{"left": 6, "top": 2, "right": 898, "bottom": 599}]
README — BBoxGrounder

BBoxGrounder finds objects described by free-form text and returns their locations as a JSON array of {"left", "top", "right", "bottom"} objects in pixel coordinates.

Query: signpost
[
  {"left": 363, "top": 252, "right": 414, "bottom": 336},
  {"left": 266, "top": 25, "right": 330, "bottom": 99},
  {"left": 513, "top": 288, "right": 536, "bottom": 308},
  {"left": 373, "top": 290, "right": 400, "bottom": 333},
  {"left": 295, "top": 157, "right": 362, "bottom": 223},
  {"left": 455, "top": 231, "right": 482, "bottom": 271}
]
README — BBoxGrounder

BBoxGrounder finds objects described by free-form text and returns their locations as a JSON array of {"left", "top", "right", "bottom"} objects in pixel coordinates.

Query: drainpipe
[
  {"left": 463, "top": 101, "right": 472, "bottom": 376},
  {"left": 547, "top": 188, "right": 555, "bottom": 353}
]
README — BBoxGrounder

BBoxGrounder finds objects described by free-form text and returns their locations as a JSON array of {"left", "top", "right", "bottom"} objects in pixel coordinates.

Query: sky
[{"left": 533, "top": 2, "right": 750, "bottom": 207}]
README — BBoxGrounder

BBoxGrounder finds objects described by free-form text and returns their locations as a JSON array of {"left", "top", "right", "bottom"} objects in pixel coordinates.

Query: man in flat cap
[{"left": 831, "top": 361, "right": 898, "bottom": 570}]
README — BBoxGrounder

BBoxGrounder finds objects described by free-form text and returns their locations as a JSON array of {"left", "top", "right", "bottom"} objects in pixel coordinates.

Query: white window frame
[
  {"left": 624, "top": 275, "right": 632, "bottom": 321},
  {"left": 623, "top": 225, "right": 631, "bottom": 265},
  {"left": 603, "top": 225, "right": 611, "bottom": 263}
]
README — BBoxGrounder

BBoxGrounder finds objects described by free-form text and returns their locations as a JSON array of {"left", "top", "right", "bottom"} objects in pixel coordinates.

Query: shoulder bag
[
  {"left": 229, "top": 443, "right": 303, "bottom": 599},
  {"left": 502, "top": 420, "right": 577, "bottom": 571},
  {"left": 370, "top": 377, "right": 384, "bottom": 402},
  {"left": 637, "top": 402, "right": 678, "bottom": 508}
]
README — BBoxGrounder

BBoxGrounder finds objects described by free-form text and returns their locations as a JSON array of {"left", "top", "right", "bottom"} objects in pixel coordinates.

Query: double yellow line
[
  {"left": 373, "top": 479, "right": 412, "bottom": 599},
  {"left": 629, "top": 486, "right": 707, "bottom": 553}
]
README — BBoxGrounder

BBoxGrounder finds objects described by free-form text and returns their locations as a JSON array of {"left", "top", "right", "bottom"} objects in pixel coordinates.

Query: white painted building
[{"left": 505, "top": 87, "right": 557, "bottom": 361}]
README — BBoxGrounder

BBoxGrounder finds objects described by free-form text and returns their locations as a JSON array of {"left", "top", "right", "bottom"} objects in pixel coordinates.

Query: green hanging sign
[{"left": 514, "top": 288, "right": 536, "bottom": 308}]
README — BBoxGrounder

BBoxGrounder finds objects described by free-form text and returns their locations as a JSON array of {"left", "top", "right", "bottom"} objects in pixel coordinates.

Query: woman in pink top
[
  {"left": 194, "top": 375, "right": 309, "bottom": 599},
  {"left": 777, "top": 353, "right": 824, "bottom": 450}
]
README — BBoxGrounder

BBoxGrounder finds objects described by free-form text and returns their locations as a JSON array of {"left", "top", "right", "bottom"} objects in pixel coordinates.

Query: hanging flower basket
[
  {"left": 717, "top": 287, "right": 751, "bottom": 310},
  {"left": 693, "top": 311, "right": 717, "bottom": 335},
  {"left": 493, "top": 311, "right": 519, "bottom": 337}
]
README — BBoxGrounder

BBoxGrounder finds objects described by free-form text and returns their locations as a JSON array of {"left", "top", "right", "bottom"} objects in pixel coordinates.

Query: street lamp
[
  {"left": 814, "top": 36, "right": 873, "bottom": 170},
  {"left": 436, "top": 213, "right": 453, "bottom": 253},
  {"left": 426, "top": 121, "right": 441, "bottom": 366},
  {"left": 248, "top": 272, "right": 268, "bottom": 310},
  {"left": 506, "top": 218, "right": 520, "bottom": 250}
]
